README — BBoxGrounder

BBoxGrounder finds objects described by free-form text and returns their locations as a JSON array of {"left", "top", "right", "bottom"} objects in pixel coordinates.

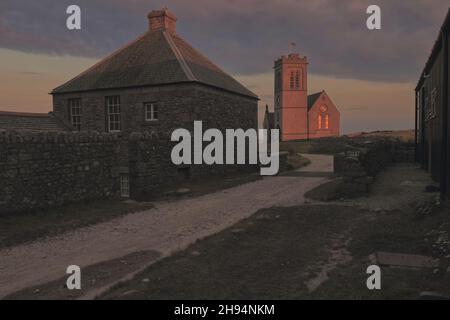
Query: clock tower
[{"left": 274, "top": 53, "right": 309, "bottom": 141}]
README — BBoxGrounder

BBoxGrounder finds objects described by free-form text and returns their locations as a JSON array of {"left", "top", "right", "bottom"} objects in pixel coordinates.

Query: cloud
[{"left": 0, "top": 0, "right": 448, "bottom": 82}]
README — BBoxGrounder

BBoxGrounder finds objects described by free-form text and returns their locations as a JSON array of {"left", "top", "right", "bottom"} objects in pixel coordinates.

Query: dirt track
[{"left": 0, "top": 155, "right": 333, "bottom": 298}]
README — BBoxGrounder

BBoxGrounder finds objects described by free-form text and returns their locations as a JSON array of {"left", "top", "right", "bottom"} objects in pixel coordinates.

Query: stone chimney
[{"left": 148, "top": 7, "right": 177, "bottom": 33}]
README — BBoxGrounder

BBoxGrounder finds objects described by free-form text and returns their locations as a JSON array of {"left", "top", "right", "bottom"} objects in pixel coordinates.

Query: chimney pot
[{"left": 148, "top": 8, "right": 177, "bottom": 33}]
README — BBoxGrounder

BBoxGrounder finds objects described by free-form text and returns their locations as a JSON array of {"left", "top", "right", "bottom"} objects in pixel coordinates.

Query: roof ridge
[
  {"left": 163, "top": 31, "right": 196, "bottom": 81},
  {"left": 0, "top": 111, "right": 50, "bottom": 118},
  {"left": 52, "top": 32, "right": 151, "bottom": 94},
  {"left": 171, "top": 33, "right": 228, "bottom": 74}
]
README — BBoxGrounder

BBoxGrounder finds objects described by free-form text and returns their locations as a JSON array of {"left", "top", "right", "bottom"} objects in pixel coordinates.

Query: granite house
[{"left": 0, "top": 8, "right": 258, "bottom": 213}]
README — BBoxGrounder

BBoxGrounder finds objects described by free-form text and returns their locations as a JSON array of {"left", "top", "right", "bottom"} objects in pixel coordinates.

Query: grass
[
  {"left": 100, "top": 205, "right": 364, "bottom": 300},
  {"left": 280, "top": 140, "right": 313, "bottom": 155},
  {"left": 100, "top": 199, "right": 450, "bottom": 299},
  {"left": 356, "top": 130, "right": 415, "bottom": 143},
  {"left": 286, "top": 154, "right": 311, "bottom": 170},
  {"left": 0, "top": 199, "right": 154, "bottom": 249},
  {"left": 312, "top": 205, "right": 450, "bottom": 299}
]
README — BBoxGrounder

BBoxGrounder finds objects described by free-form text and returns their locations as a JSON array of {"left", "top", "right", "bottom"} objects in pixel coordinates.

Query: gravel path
[{"left": 0, "top": 154, "right": 332, "bottom": 298}]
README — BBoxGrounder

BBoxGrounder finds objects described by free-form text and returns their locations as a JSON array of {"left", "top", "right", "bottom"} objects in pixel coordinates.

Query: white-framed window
[
  {"left": 68, "top": 98, "right": 82, "bottom": 130},
  {"left": 144, "top": 102, "right": 158, "bottom": 121},
  {"left": 106, "top": 96, "right": 121, "bottom": 132},
  {"left": 120, "top": 174, "right": 130, "bottom": 198}
]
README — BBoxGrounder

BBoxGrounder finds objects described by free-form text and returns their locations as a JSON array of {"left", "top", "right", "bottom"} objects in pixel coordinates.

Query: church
[{"left": 264, "top": 53, "right": 340, "bottom": 141}]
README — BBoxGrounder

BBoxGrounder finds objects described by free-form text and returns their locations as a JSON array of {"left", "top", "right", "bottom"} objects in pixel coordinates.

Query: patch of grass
[
  {"left": 280, "top": 140, "right": 313, "bottom": 155},
  {"left": 101, "top": 205, "right": 362, "bottom": 300},
  {"left": 312, "top": 205, "right": 450, "bottom": 299},
  {"left": 358, "top": 130, "right": 415, "bottom": 143},
  {"left": 101, "top": 199, "right": 450, "bottom": 300},
  {"left": 305, "top": 178, "right": 344, "bottom": 201},
  {"left": 0, "top": 199, "right": 154, "bottom": 249},
  {"left": 286, "top": 154, "right": 311, "bottom": 170}
]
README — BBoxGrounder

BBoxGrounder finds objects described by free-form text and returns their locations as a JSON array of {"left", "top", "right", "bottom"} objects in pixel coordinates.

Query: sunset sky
[{"left": 0, "top": 0, "right": 449, "bottom": 133}]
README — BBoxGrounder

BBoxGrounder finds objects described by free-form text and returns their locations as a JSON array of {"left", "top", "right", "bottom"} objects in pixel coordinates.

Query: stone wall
[
  {"left": 334, "top": 139, "right": 396, "bottom": 196},
  {"left": 0, "top": 127, "right": 260, "bottom": 213},
  {"left": 0, "top": 130, "right": 125, "bottom": 214}
]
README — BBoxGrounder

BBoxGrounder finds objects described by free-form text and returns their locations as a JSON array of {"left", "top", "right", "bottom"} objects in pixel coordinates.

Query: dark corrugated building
[{"left": 415, "top": 8, "right": 450, "bottom": 198}]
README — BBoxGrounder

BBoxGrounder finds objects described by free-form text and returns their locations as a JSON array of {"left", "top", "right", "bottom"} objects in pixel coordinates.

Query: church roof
[
  {"left": 0, "top": 111, "right": 68, "bottom": 132},
  {"left": 307, "top": 91, "right": 323, "bottom": 110},
  {"left": 52, "top": 11, "right": 257, "bottom": 99}
]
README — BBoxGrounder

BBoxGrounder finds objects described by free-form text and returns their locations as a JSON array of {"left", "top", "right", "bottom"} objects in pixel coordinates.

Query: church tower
[{"left": 274, "top": 53, "right": 308, "bottom": 141}]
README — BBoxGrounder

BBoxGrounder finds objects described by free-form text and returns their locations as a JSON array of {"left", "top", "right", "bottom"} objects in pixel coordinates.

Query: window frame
[
  {"left": 144, "top": 102, "right": 159, "bottom": 122},
  {"left": 318, "top": 113, "right": 330, "bottom": 129},
  {"left": 68, "top": 98, "right": 82, "bottom": 130},
  {"left": 105, "top": 96, "right": 121, "bottom": 132}
]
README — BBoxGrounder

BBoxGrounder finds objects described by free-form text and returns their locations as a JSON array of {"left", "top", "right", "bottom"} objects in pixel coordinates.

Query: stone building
[
  {"left": 51, "top": 8, "right": 258, "bottom": 136},
  {"left": 50, "top": 7, "right": 258, "bottom": 193},
  {"left": 0, "top": 8, "right": 259, "bottom": 212},
  {"left": 264, "top": 53, "right": 340, "bottom": 141}
]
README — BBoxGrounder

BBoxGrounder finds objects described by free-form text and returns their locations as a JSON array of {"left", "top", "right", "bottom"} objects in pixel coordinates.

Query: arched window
[
  {"left": 290, "top": 71, "right": 295, "bottom": 89},
  {"left": 318, "top": 114, "right": 329, "bottom": 129},
  {"left": 295, "top": 70, "right": 300, "bottom": 89}
]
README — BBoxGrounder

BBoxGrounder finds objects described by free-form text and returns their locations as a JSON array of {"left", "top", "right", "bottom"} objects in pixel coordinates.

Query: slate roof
[
  {"left": 0, "top": 111, "right": 68, "bottom": 132},
  {"left": 52, "top": 30, "right": 258, "bottom": 99},
  {"left": 307, "top": 91, "right": 323, "bottom": 110}
]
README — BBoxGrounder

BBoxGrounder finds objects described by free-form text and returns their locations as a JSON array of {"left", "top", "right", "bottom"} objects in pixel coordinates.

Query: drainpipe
[
  {"left": 415, "top": 90, "right": 418, "bottom": 162},
  {"left": 441, "top": 28, "right": 449, "bottom": 199}
]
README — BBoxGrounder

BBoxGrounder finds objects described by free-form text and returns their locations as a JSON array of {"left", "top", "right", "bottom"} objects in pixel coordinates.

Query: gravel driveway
[{"left": 0, "top": 154, "right": 333, "bottom": 298}]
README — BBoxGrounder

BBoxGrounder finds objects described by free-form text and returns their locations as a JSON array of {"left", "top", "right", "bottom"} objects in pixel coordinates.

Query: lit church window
[{"left": 319, "top": 114, "right": 329, "bottom": 129}]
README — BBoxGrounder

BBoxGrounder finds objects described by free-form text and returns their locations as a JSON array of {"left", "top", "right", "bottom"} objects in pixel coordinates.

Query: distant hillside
[{"left": 345, "top": 130, "right": 415, "bottom": 143}]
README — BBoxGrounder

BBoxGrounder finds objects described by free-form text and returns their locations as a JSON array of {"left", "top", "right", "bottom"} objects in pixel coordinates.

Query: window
[
  {"left": 105, "top": 96, "right": 121, "bottom": 132},
  {"left": 318, "top": 114, "right": 329, "bottom": 129},
  {"left": 144, "top": 103, "right": 158, "bottom": 121},
  {"left": 295, "top": 70, "right": 300, "bottom": 89},
  {"left": 120, "top": 174, "right": 130, "bottom": 198},
  {"left": 290, "top": 71, "right": 295, "bottom": 89},
  {"left": 68, "top": 99, "right": 82, "bottom": 130}
]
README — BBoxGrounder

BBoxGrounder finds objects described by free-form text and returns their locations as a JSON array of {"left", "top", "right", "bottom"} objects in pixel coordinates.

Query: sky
[{"left": 0, "top": 0, "right": 449, "bottom": 133}]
